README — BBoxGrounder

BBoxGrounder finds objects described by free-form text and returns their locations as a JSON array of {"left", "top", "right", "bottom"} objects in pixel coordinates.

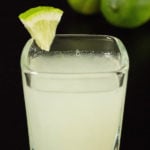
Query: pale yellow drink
[{"left": 21, "top": 36, "right": 129, "bottom": 150}]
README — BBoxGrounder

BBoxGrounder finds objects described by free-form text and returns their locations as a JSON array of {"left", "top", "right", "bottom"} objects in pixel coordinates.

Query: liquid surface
[{"left": 30, "top": 50, "right": 120, "bottom": 73}]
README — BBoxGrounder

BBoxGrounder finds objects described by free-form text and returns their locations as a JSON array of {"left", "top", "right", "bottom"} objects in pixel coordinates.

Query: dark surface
[{"left": 1, "top": 1, "right": 150, "bottom": 149}]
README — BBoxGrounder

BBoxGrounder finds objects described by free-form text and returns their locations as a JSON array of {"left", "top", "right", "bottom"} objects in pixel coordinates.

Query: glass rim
[{"left": 21, "top": 34, "right": 129, "bottom": 77}]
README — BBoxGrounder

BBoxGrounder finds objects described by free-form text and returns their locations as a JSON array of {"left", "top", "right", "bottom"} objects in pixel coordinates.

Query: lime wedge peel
[{"left": 19, "top": 6, "right": 63, "bottom": 51}]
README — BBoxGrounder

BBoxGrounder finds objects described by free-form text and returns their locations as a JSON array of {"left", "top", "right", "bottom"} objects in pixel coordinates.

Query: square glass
[{"left": 21, "top": 34, "right": 129, "bottom": 150}]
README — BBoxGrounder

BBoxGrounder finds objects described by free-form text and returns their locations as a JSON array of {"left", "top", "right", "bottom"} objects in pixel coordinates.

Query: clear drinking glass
[{"left": 21, "top": 34, "right": 129, "bottom": 150}]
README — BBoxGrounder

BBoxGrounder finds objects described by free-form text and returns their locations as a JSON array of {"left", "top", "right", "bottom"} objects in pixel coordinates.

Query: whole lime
[
  {"left": 67, "top": 0, "right": 100, "bottom": 15},
  {"left": 100, "top": 0, "right": 150, "bottom": 28}
]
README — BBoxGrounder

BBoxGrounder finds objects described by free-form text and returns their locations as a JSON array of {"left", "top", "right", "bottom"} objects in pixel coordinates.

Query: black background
[{"left": 1, "top": 0, "right": 150, "bottom": 149}]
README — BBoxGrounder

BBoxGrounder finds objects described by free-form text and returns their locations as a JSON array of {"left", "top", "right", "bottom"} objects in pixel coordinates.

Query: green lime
[
  {"left": 19, "top": 6, "right": 63, "bottom": 51},
  {"left": 67, "top": 0, "right": 100, "bottom": 15},
  {"left": 100, "top": 0, "right": 150, "bottom": 28}
]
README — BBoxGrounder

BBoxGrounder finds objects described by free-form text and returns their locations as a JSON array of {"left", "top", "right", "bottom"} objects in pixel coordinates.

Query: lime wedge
[{"left": 19, "top": 6, "right": 63, "bottom": 51}]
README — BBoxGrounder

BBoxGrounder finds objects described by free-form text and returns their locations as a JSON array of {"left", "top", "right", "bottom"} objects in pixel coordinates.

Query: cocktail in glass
[{"left": 21, "top": 34, "right": 129, "bottom": 150}]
